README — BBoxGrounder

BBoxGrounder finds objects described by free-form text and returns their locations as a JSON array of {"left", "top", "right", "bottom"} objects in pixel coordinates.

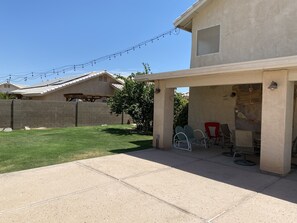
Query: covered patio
[{"left": 136, "top": 55, "right": 297, "bottom": 176}]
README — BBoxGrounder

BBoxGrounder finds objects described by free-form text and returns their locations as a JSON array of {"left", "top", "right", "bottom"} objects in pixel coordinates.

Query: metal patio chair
[
  {"left": 233, "top": 130, "right": 256, "bottom": 166},
  {"left": 173, "top": 126, "right": 192, "bottom": 151},
  {"left": 221, "top": 124, "right": 236, "bottom": 157},
  {"left": 173, "top": 125, "right": 208, "bottom": 152},
  {"left": 184, "top": 125, "right": 208, "bottom": 149}
]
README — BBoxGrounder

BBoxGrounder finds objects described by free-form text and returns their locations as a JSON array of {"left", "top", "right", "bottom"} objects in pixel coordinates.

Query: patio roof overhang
[{"left": 135, "top": 56, "right": 297, "bottom": 87}]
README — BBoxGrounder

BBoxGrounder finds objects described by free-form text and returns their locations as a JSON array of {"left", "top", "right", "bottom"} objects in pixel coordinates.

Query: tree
[
  {"left": 108, "top": 64, "right": 189, "bottom": 132},
  {"left": 174, "top": 92, "right": 188, "bottom": 128},
  {"left": 108, "top": 64, "right": 154, "bottom": 132},
  {"left": 0, "top": 92, "right": 15, "bottom": 99}
]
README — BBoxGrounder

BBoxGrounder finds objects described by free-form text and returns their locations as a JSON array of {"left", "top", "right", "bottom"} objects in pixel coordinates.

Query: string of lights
[{"left": 0, "top": 28, "right": 180, "bottom": 83}]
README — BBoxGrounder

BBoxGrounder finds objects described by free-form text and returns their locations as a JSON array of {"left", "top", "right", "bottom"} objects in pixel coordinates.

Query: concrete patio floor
[{"left": 0, "top": 147, "right": 297, "bottom": 223}]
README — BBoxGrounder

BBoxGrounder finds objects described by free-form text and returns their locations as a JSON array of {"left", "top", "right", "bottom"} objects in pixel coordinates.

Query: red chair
[{"left": 204, "top": 122, "right": 221, "bottom": 144}]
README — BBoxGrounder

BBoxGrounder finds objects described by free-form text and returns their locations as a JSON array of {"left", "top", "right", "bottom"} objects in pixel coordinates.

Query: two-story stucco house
[{"left": 136, "top": 0, "right": 297, "bottom": 175}]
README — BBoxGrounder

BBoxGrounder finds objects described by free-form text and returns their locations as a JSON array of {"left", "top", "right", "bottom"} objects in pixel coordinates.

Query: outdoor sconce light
[
  {"left": 230, "top": 92, "right": 237, "bottom": 98},
  {"left": 268, "top": 81, "right": 278, "bottom": 90},
  {"left": 155, "top": 88, "right": 161, "bottom": 94},
  {"left": 155, "top": 80, "right": 161, "bottom": 94}
]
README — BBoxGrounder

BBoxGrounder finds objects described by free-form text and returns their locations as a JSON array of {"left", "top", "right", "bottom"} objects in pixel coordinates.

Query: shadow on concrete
[{"left": 125, "top": 148, "right": 297, "bottom": 204}]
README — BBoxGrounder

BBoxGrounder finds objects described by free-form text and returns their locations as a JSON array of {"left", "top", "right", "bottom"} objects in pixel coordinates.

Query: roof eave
[
  {"left": 10, "top": 92, "right": 42, "bottom": 97},
  {"left": 135, "top": 55, "right": 297, "bottom": 82},
  {"left": 174, "top": 0, "right": 210, "bottom": 32}
]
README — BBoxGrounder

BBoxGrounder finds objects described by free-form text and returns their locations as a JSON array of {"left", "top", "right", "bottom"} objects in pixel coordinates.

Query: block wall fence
[{"left": 0, "top": 100, "right": 129, "bottom": 129}]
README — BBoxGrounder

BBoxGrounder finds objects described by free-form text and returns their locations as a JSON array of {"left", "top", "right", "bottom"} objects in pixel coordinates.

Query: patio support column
[
  {"left": 261, "top": 70, "right": 294, "bottom": 175},
  {"left": 153, "top": 81, "right": 174, "bottom": 150}
]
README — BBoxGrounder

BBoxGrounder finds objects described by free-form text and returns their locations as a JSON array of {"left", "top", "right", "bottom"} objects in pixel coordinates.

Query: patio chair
[
  {"left": 204, "top": 122, "right": 221, "bottom": 145},
  {"left": 184, "top": 125, "right": 208, "bottom": 149},
  {"left": 220, "top": 124, "right": 236, "bottom": 157},
  {"left": 173, "top": 125, "right": 208, "bottom": 151},
  {"left": 233, "top": 130, "right": 256, "bottom": 166},
  {"left": 253, "top": 132, "right": 261, "bottom": 155},
  {"left": 173, "top": 126, "right": 191, "bottom": 151}
]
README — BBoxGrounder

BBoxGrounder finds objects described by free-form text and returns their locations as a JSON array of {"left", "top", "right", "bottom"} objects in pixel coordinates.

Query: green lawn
[{"left": 0, "top": 125, "right": 153, "bottom": 174}]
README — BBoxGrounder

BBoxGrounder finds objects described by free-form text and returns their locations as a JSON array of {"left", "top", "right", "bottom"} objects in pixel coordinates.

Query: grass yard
[{"left": 0, "top": 125, "right": 153, "bottom": 174}]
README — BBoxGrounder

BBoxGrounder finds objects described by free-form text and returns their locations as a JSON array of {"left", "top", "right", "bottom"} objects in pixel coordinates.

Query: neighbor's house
[
  {"left": 11, "top": 71, "right": 123, "bottom": 102},
  {"left": 136, "top": 0, "right": 297, "bottom": 175},
  {"left": 0, "top": 82, "right": 24, "bottom": 93}
]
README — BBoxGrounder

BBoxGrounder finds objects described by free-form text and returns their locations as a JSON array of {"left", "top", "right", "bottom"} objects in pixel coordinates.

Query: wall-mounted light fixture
[
  {"left": 268, "top": 81, "right": 278, "bottom": 90},
  {"left": 230, "top": 92, "right": 237, "bottom": 98},
  {"left": 155, "top": 88, "right": 161, "bottom": 94},
  {"left": 155, "top": 80, "right": 161, "bottom": 94}
]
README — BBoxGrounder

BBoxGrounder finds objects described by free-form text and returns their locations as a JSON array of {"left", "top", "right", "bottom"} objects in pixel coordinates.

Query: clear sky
[{"left": 0, "top": 0, "right": 196, "bottom": 90}]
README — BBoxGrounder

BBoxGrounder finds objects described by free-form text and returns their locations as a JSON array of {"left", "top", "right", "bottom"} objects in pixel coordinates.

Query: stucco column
[
  {"left": 261, "top": 70, "right": 294, "bottom": 175},
  {"left": 153, "top": 81, "right": 174, "bottom": 150}
]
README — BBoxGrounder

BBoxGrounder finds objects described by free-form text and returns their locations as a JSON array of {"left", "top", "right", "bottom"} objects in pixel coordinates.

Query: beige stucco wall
[
  {"left": 191, "top": 0, "right": 297, "bottom": 68},
  {"left": 31, "top": 75, "right": 117, "bottom": 101},
  {"left": 188, "top": 85, "right": 236, "bottom": 131},
  {"left": 261, "top": 70, "right": 294, "bottom": 175},
  {"left": 153, "top": 81, "right": 174, "bottom": 149}
]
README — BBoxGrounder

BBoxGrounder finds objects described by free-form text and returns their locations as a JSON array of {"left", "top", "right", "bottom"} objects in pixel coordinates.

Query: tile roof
[{"left": 11, "top": 71, "right": 122, "bottom": 96}]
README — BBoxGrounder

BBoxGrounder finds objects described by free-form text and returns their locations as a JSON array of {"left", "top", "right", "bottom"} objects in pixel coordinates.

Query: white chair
[{"left": 173, "top": 126, "right": 192, "bottom": 151}]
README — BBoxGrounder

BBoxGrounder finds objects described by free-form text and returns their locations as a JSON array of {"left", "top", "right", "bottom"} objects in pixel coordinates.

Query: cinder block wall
[
  {"left": 0, "top": 100, "right": 129, "bottom": 129},
  {"left": 0, "top": 100, "right": 12, "bottom": 128},
  {"left": 77, "top": 102, "right": 130, "bottom": 126},
  {"left": 13, "top": 100, "right": 76, "bottom": 129}
]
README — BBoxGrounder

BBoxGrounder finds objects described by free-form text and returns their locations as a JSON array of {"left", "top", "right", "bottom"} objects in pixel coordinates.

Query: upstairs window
[{"left": 197, "top": 25, "right": 220, "bottom": 56}]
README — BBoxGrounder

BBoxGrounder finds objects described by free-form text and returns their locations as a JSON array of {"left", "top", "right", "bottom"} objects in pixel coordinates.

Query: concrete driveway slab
[
  {"left": 285, "top": 169, "right": 297, "bottom": 182},
  {"left": 0, "top": 180, "right": 203, "bottom": 223},
  {"left": 125, "top": 160, "right": 279, "bottom": 220},
  {"left": 212, "top": 179, "right": 297, "bottom": 223},
  {"left": 172, "top": 147, "right": 223, "bottom": 160},
  {"left": 207, "top": 155, "right": 260, "bottom": 173},
  {"left": 79, "top": 149, "right": 197, "bottom": 179},
  {"left": 0, "top": 149, "right": 296, "bottom": 223},
  {"left": 261, "top": 178, "right": 297, "bottom": 204},
  {"left": 0, "top": 162, "right": 113, "bottom": 212},
  {"left": 126, "top": 149, "right": 199, "bottom": 166}
]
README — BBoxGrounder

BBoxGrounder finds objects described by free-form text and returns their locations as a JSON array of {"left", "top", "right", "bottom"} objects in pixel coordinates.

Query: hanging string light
[{"left": 0, "top": 27, "right": 180, "bottom": 83}]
